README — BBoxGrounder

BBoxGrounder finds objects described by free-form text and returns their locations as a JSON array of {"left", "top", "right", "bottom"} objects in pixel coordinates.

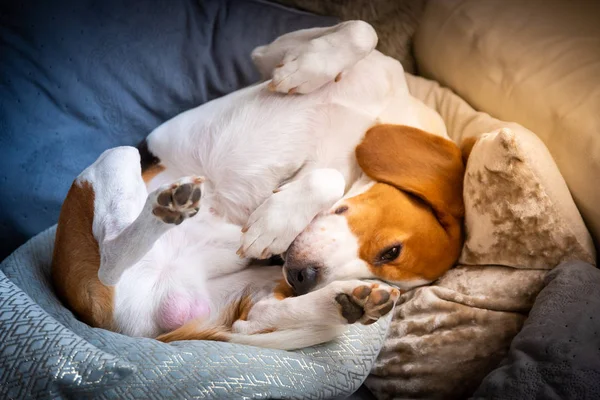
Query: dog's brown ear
[{"left": 356, "top": 124, "right": 465, "bottom": 231}]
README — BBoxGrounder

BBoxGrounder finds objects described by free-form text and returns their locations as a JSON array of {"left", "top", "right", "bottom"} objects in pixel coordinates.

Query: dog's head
[{"left": 284, "top": 124, "right": 465, "bottom": 294}]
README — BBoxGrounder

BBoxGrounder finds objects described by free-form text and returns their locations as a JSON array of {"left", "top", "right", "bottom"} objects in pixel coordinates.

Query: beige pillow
[
  {"left": 365, "top": 74, "right": 596, "bottom": 400},
  {"left": 462, "top": 127, "right": 595, "bottom": 268}
]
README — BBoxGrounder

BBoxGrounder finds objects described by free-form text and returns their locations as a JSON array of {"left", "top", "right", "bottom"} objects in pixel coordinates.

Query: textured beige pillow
[
  {"left": 367, "top": 266, "right": 547, "bottom": 400},
  {"left": 461, "top": 128, "right": 595, "bottom": 268},
  {"left": 365, "top": 74, "right": 597, "bottom": 400}
]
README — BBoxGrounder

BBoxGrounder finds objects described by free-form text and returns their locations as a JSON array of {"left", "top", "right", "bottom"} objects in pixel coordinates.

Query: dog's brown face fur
[{"left": 284, "top": 125, "right": 465, "bottom": 294}]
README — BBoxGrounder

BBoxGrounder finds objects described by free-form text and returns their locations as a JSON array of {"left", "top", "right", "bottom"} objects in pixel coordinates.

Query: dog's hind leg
[
  {"left": 74, "top": 147, "right": 203, "bottom": 286},
  {"left": 97, "top": 176, "right": 204, "bottom": 286},
  {"left": 230, "top": 280, "right": 400, "bottom": 348},
  {"left": 252, "top": 21, "right": 378, "bottom": 94}
]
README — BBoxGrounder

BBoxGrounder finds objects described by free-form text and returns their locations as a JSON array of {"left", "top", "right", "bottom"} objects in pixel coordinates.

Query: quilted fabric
[
  {"left": 0, "top": 272, "right": 134, "bottom": 399},
  {"left": 0, "top": 0, "right": 337, "bottom": 260},
  {"left": 0, "top": 227, "right": 391, "bottom": 399}
]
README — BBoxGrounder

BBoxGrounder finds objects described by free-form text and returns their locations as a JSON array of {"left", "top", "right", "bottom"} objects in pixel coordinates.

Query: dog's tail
[{"left": 156, "top": 324, "right": 345, "bottom": 351}]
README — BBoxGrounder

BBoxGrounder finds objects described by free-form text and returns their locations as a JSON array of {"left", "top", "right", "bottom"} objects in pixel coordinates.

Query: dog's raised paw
[
  {"left": 151, "top": 176, "right": 204, "bottom": 225},
  {"left": 335, "top": 284, "right": 399, "bottom": 325}
]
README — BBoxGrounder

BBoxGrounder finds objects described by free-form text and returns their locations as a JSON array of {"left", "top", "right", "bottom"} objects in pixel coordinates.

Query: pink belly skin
[{"left": 158, "top": 293, "right": 210, "bottom": 332}]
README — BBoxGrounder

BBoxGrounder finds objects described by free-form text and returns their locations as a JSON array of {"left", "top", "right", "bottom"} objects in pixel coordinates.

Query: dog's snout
[{"left": 286, "top": 266, "right": 318, "bottom": 295}]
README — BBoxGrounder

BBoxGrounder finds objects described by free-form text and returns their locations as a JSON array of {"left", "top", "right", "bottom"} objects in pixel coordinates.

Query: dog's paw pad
[
  {"left": 335, "top": 293, "right": 364, "bottom": 324},
  {"left": 336, "top": 284, "right": 399, "bottom": 325},
  {"left": 363, "top": 287, "right": 399, "bottom": 324},
  {"left": 352, "top": 285, "right": 372, "bottom": 300},
  {"left": 152, "top": 177, "right": 203, "bottom": 225}
]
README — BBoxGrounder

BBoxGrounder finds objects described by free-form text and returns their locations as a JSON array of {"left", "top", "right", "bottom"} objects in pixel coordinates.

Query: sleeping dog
[{"left": 52, "top": 21, "right": 465, "bottom": 349}]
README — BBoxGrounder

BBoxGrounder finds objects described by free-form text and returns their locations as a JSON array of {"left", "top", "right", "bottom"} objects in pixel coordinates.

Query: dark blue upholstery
[{"left": 0, "top": 0, "right": 337, "bottom": 260}]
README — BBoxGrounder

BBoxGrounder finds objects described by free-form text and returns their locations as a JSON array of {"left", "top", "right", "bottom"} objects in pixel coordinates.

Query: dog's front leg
[
  {"left": 238, "top": 168, "right": 345, "bottom": 260},
  {"left": 98, "top": 176, "right": 204, "bottom": 286},
  {"left": 232, "top": 280, "right": 400, "bottom": 338}
]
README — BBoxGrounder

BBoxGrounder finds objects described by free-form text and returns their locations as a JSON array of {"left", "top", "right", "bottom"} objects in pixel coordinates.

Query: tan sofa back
[{"left": 414, "top": 0, "right": 600, "bottom": 249}]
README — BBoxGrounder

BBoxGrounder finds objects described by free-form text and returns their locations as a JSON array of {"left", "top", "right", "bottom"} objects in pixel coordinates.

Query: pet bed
[{"left": 0, "top": 227, "right": 390, "bottom": 398}]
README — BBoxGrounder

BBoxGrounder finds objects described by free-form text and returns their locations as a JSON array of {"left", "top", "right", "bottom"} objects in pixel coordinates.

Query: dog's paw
[
  {"left": 267, "top": 21, "right": 377, "bottom": 95},
  {"left": 237, "top": 190, "right": 305, "bottom": 260},
  {"left": 268, "top": 39, "right": 344, "bottom": 95},
  {"left": 151, "top": 176, "right": 203, "bottom": 225},
  {"left": 335, "top": 283, "right": 400, "bottom": 325}
]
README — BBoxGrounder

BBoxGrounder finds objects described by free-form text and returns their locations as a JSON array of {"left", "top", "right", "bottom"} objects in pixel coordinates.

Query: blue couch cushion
[{"left": 0, "top": 0, "right": 337, "bottom": 260}]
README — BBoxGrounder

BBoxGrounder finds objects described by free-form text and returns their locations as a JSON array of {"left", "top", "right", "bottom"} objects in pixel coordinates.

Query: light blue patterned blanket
[{"left": 0, "top": 227, "right": 390, "bottom": 399}]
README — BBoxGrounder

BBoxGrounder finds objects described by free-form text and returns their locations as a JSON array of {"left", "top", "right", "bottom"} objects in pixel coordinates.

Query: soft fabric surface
[
  {"left": 367, "top": 266, "right": 547, "bottom": 400},
  {"left": 0, "top": 227, "right": 390, "bottom": 399},
  {"left": 414, "top": 0, "right": 600, "bottom": 245},
  {"left": 364, "top": 73, "right": 597, "bottom": 399},
  {"left": 0, "top": 0, "right": 337, "bottom": 261},
  {"left": 405, "top": 73, "right": 595, "bottom": 268},
  {"left": 271, "top": 0, "right": 427, "bottom": 74},
  {"left": 462, "top": 128, "right": 595, "bottom": 268},
  {"left": 0, "top": 270, "right": 134, "bottom": 398},
  {"left": 473, "top": 261, "right": 600, "bottom": 400}
]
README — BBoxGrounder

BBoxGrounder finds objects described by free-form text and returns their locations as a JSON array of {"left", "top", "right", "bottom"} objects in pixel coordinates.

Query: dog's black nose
[{"left": 286, "top": 267, "right": 318, "bottom": 295}]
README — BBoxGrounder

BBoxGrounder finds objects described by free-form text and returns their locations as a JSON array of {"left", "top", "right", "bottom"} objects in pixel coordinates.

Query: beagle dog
[{"left": 52, "top": 21, "right": 465, "bottom": 350}]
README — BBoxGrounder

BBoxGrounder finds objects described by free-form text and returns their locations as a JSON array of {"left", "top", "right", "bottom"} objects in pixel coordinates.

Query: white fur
[{"left": 75, "top": 21, "right": 444, "bottom": 344}]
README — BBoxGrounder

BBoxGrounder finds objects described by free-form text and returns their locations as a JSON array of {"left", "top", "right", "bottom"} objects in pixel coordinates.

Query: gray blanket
[
  {"left": 0, "top": 227, "right": 390, "bottom": 399},
  {"left": 472, "top": 261, "right": 600, "bottom": 400}
]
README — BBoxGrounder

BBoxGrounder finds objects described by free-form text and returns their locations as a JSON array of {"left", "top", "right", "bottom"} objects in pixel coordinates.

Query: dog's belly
[
  {"left": 146, "top": 78, "right": 394, "bottom": 224},
  {"left": 111, "top": 213, "right": 246, "bottom": 337},
  {"left": 146, "top": 88, "right": 355, "bottom": 225},
  {"left": 157, "top": 293, "right": 210, "bottom": 332}
]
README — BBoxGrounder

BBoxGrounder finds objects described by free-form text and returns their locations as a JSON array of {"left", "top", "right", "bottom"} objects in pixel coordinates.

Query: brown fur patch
[
  {"left": 156, "top": 324, "right": 230, "bottom": 343},
  {"left": 236, "top": 295, "right": 254, "bottom": 322},
  {"left": 52, "top": 181, "right": 115, "bottom": 329},
  {"left": 257, "top": 327, "right": 277, "bottom": 334},
  {"left": 350, "top": 124, "right": 465, "bottom": 283},
  {"left": 273, "top": 279, "right": 294, "bottom": 300},
  {"left": 142, "top": 164, "right": 165, "bottom": 183}
]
